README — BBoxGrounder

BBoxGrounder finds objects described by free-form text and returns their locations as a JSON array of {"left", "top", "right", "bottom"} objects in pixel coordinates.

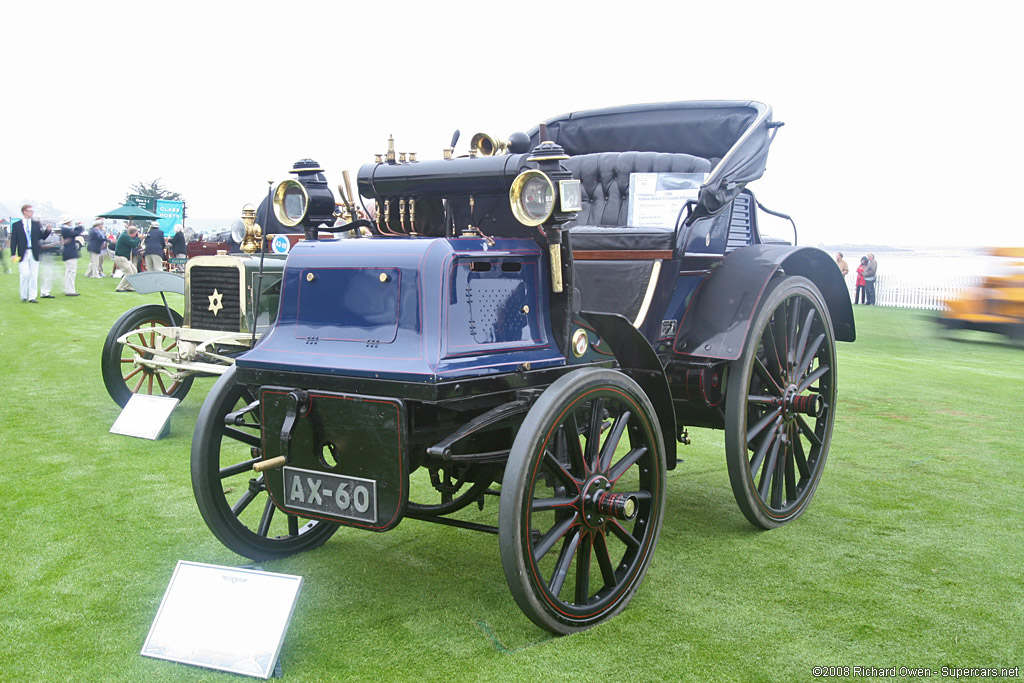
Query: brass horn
[{"left": 469, "top": 133, "right": 506, "bottom": 157}]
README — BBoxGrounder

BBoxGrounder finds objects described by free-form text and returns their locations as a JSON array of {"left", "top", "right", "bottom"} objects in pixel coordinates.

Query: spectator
[
  {"left": 143, "top": 222, "right": 166, "bottom": 273},
  {"left": 86, "top": 218, "right": 107, "bottom": 277},
  {"left": 60, "top": 219, "right": 85, "bottom": 296},
  {"left": 38, "top": 218, "right": 64, "bottom": 298},
  {"left": 10, "top": 203, "right": 46, "bottom": 302},
  {"left": 114, "top": 226, "right": 141, "bottom": 292},
  {"left": 854, "top": 257, "right": 867, "bottom": 304},
  {"left": 0, "top": 218, "right": 10, "bottom": 274},
  {"left": 864, "top": 253, "right": 878, "bottom": 305},
  {"left": 835, "top": 252, "right": 849, "bottom": 277}
]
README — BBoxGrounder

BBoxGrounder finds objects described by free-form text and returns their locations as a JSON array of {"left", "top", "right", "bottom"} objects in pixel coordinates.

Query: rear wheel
[
  {"left": 725, "top": 275, "right": 837, "bottom": 529},
  {"left": 191, "top": 367, "right": 338, "bottom": 559},
  {"left": 101, "top": 304, "right": 194, "bottom": 407},
  {"left": 499, "top": 368, "right": 665, "bottom": 633}
]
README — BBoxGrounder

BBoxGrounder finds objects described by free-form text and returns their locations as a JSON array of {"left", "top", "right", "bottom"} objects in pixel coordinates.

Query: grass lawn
[{"left": 1, "top": 259, "right": 1021, "bottom": 681}]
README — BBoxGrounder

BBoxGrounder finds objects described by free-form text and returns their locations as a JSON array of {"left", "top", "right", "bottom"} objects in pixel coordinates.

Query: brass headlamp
[{"left": 239, "top": 204, "right": 262, "bottom": 254}]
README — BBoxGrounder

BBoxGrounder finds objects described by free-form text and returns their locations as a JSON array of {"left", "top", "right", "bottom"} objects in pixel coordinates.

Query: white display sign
[
  {"left": 627, "top": 172, "right": 708, "bottom": 228},
  {"left": 110, "top": 394, "right": 179, "bottom": 440},
  {"left": 141, "top": 561, "right": 303, "bottom": 679}
]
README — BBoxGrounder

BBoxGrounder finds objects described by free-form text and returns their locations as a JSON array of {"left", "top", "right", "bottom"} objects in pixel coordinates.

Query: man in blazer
[{"left": 10, "top": 203, "right": 45, "bottom": 302}]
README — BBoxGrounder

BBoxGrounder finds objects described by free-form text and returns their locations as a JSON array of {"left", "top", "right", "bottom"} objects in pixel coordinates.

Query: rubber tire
[
  {"left": 725, "top": 275, "right": 836, "bottom": 529},
  {"left": 191, "top": 367, "right": 338, "bottom": 560},
  {"left": 499, "top": 367, "right": 666, "bottom": 634},
  {"left": 101, "top": 303, "right": 194, "bottom": 407}
]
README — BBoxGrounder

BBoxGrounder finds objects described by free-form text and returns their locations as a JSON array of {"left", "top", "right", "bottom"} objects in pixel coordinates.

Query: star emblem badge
[{"left": 208, "top": 289, "right": 224, "bottom": 316}]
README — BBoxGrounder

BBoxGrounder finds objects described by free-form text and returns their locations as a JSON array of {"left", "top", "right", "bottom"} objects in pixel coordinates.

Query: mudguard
[
  {"left": 124, "top": 270, "right": 185, "bottom": 295},
  {"left": 582, "top": 311, "right": 679, "bottom": 469},
  {"left": 672, "top": 245, "right": 855, "bottom": 360}
]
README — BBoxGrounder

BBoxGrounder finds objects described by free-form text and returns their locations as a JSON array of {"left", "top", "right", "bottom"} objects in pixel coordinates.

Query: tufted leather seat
[{"left": 563, "top": 151, "right": 711, "bottom": 228}]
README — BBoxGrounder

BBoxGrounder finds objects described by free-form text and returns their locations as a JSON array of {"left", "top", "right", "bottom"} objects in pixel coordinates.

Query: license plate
[{"left": 282, "top": 466, "right": 378, "bottom": 524}]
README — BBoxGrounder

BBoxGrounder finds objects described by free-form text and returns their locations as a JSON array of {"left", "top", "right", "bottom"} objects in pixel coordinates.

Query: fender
[
  {"left": 672, "top": 244, "right": 855, "bottom": 360},
  {"left": 582, "top": 311, "right": 679, "bottom": 469},
  {"left": 124, "top": 270, "right": 185, "bottom": 295}
]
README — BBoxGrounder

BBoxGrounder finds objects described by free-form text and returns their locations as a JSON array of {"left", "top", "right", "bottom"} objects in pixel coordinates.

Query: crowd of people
[
  {"left": 2, "top": 203, "right": 189, "bottom": 302},
  {"left": 835, "top": 251, "right": 878, "bottom": 305}
]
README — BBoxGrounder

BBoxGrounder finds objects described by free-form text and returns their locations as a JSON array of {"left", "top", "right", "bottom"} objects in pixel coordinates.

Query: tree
[{"left": 123, "top": 179, "right": 187, "bottom": 217}]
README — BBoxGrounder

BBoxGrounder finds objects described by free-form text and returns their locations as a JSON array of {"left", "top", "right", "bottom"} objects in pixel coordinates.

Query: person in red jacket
[{"left": 854, "top": 256, "right": 867, "bottom": 304}]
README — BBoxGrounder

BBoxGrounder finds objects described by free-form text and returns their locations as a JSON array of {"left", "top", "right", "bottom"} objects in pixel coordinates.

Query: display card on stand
[
  {"left": 141, "top": 561, "right": 303, "bottom": 679},
  {"left": 110, "top": 394, "right": 179, "bottom": 440}
]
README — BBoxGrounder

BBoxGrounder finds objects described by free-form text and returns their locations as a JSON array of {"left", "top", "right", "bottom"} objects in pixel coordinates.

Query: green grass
[{"left": 1, "top": 260, "right": 1022, "bottom": 681}]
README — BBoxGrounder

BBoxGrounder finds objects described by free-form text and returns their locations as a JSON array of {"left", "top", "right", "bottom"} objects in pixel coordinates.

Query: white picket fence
[{"left": 843, "top": 274, "right": 981, "bottom": 311}]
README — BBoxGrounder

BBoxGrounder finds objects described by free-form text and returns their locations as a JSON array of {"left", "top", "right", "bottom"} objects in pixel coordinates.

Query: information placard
[
  {"left": 110, "top": 393, "right": 179, "bottom": 440},
  {"left": 141, "top": 561, "right": 303, "bottom": 679},
  {"left": 627, "top": 173, "right": 707, "bottom": 228}
]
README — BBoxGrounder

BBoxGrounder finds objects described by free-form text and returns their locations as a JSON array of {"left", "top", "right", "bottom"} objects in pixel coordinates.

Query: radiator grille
[{"left": 189, "top": 265, "right": 242, "bottom": 332}]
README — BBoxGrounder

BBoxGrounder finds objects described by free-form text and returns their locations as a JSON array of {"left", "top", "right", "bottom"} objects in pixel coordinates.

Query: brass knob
[
  {"left": 306, "top": 272, "right": 316, "bottom": 282},
  {"left": 379, "top": 273, "right": 389, "bottom": 283}
]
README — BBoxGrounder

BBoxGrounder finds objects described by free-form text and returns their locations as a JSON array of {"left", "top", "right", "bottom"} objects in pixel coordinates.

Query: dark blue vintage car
[{"left": 190, "top": 100, "right": 855, "bottom": 633}]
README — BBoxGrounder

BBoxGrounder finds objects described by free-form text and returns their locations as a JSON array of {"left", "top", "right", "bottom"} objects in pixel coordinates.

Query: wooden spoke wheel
[
  {"left": 499, "top": 368, "right": 665, "bottom": 633},
  {"left": 725, "top": 275, "right": 837, "bottom": 529},
  {"left": 101, "top": 304, "right": 194, "bottom": 407},
  {"left": 191, "top": 367, "right": 338, "bottom": 560}
]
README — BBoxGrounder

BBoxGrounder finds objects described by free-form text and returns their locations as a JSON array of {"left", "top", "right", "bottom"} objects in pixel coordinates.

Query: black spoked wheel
[
  {"left": 725, "top": 275, "right": 837, "bottom": 529},
  {"left": 101, "top": 304, "right": 194, "bottom": 407},
  {"left": 191, "top": 367, "right": 338, "bottom": 560},
  {"left": 499, "top": 368, "right": 665, "bottom": 634}
]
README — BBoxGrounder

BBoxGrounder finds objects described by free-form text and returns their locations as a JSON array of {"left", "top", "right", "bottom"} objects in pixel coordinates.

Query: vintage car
[
  {"left": 937, "top": 247, "right": 1024, "bottom": 341},
  {"left": 189, "top": 100, "right": 856, "bottom": 633},
  {"left": 100, "top": 165, "right": 344, "bottom": 408}
]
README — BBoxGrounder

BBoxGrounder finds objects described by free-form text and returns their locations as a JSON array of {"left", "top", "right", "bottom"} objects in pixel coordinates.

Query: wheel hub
[
  {"left": 581, "top": 476, "right": 638, "bottom": 528},
  {"left": 782, "top": 384, "right": 823, "bottom": 422}
]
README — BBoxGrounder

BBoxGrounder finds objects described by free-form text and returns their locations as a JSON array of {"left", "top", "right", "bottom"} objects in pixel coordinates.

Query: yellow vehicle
[{"left": 938, "top": 248, "right": 1024, "bottom": 341}]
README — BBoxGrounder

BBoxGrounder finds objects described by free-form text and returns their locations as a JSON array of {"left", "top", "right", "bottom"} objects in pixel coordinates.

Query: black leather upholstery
[
  {"left": 569, "top": 225, "right": 675, "bottom": 251},
  {"left": 563, "top": 152, "right": 712, "bottom": 228}
]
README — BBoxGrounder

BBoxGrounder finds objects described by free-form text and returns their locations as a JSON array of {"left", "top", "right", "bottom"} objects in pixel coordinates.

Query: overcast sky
[{"left": 3, "top": 1, "right": 1021, "bottom": 247}]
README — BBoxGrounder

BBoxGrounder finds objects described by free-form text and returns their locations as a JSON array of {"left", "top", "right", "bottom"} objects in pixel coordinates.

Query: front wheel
[
  {"left": 499, "top": 368, "right": 666, "bottom": 634},
  {"left": 101, "top": 304, "right": 194, "bottom": 407},
  {"left": 191, "top": 367, "right": 338, "bottom": 560},
  {"left": 725, "top": 275, "right": 837, "bottom": 529}
]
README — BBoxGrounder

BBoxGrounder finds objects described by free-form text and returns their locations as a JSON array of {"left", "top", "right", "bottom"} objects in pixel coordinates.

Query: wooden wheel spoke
[
  {"left": 747, "top": 408, "right": 781, "bottom": 444},
  {"left": 761, "top": 327, "right": 783, "bottom": 383},
  {"left": 758, "top": 435, "right": 782, "bottom": 500},
  {"left": 783, "top": 431, "right": 797, "bottom": 503},
  {"left": 132, "top": 373, "right": 147, "bottom": 393},
  {"left": 123, "top": 366, "right": 143, "bottom": 381},
  {"left": 792, "top": 425, "right": 811, "bottom": 479},
  {"left": 543, "top": 451, "right": 581, "bottom": 490},
  {"left": 786, "top": 297, "right": 801, "bottom": 367},
  {"left": 562, "top": 412, "right": 587, "bottom": 476},
  {"left": 593, "top": 532, "right": 618, "bottom": 589},
  {"left": 548, "top": 529, "right": 582, "bottom": 597},
  {"left": 220, "top": 457, "right": 261, "bottom": 479},
  {"left": 749, "top": 416, "right": 781, "bottom": 478},
  {"left": 753, "top": 357, "right": 783, "bottom": 395},
  {"left": 795, "top": 414, "right": 822, "bottom": 448},
  {"left": 797, "top": 364, "right": 830, "bottom": 393},
  {"left": 256, "top": 496, "right": 275, "bottom": 537},
  {"left": 598, "top": 411, "right": 630, "bottom": 473},
  {"left": 585, "top": 399, "right": 605, "bottom": 472},
  {"left": 533, "top": 513, "right": 578, "bottom": 563},
  {"left": 794, "top": 308, "right": 817, "bottom": 369},
  {"left": 796, "top": 333, "right": 826, "bottom": 384},
  {"left": 574, "top": 532, "right": 593, "bottom": 605},
  {"left": 531, "top": 495, "right": 581, "bottom": 512},
  {"left": 607, "top": 519, "right": 641, "bottom": 550},
  {"left": 231, "top": 485, "right": 258, "bottom": 516},
  {"left": 288, "top": 515, "right": 299, "bottom": 537},
  {"left": 156, "top": 373, "right": 168, "bottom": 394},
  {"left": 770, "top": 437, "right": 786, "bottom": 508},
  {"left": 609, "top": 446, "right": 647, "bottom": 483},
  {"left": 222, "top": 426, "right": 261, "bottom": 448}
]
